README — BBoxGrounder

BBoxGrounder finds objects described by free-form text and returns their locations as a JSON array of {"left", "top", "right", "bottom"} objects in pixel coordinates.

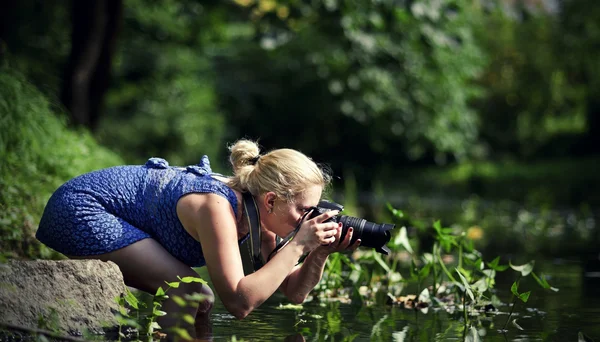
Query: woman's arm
[
  {"left": 177, "top": 193, "right": 339, "bottom": 319},
  {"left": 279, "top": 224, "right": 361, "bottom": 304}
]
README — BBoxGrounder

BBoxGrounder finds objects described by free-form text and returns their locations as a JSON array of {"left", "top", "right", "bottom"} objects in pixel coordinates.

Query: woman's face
[{"left": 261, "top": 185, "right": 323, "bottom": 238}]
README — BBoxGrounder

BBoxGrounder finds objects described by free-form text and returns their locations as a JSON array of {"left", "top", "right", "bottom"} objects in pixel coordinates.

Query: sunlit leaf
[
  {"left": 184, "top": 293, "right": 210, "bottom": 302},
  {"left": 393, "top": 226, "right": 413, "bottom": 254},
  {"left": 487, "top": 256, "right": 509, "bottom": 271},
  {"left": 532, "top": 272, "right": 559, "bottom": 292},
  {"left": 509, "top": 260, "right": 535, "bottom": 276},
  {"left": 155, "top": 287, "right": 166, "bottom": 297},
  {"left": 153, "top": 309, "right": 167, "bottom": 317},
  {"left": 373, "top": 250, "right": 391, "bottom": 273},
  {"left": 512, "top": 319, "right": 524, "bottom": 330},
  {"left": 386, "top": 203, "right": 404, "bottom": 218},
  {"left": 456, "top": 268, "right": 474, "bottom": 302},
  {"left": 472, "top": 277, "right": 489, "bottom": 293},
  {"left": 171, "top": 295, "right": 187, "bottom": 307},
  {"left": 511, "top": 281, "right": 520, "bottom": 297},
  {"left": 182, "top": 314, "right": 195, "bottom": 325},
  {"left": 165, "top": 281, "right": 180, "bottom": 289},
  {"left": 178, "top": 276, "right": 207, "bottom": 284},
  {"left": 170, "top": 327, "right": 192, "bottom": 340},
  {"left": 124, "top": 290, "right": 139, "bottom": 309},
  {"left": 277, "top": 303, "right": 303, "bottom": 310}
]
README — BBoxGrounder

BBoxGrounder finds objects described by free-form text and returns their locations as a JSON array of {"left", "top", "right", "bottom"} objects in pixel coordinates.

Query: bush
[{"left": 0, "top": 67, "right": 124, "bottom": 260}]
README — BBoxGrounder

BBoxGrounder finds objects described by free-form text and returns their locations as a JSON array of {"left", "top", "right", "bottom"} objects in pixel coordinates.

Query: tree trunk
[{"left": 61, "top": 0, "right": 122, "bottom": 131}]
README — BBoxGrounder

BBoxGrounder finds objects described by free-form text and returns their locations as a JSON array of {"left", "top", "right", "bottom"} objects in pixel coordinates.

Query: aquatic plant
[{"left": 114, "top": 275, "right": 209, "bottom": 341}]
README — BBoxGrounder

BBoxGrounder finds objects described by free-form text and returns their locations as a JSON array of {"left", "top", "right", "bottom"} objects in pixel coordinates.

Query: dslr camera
[{"left": 308, "top": 200, "right": 395, "bottom": 255}]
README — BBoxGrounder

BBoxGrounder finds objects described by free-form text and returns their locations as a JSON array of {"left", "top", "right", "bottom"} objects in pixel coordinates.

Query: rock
[{"left": 0, "top": 259, "right": 126, "bottom": 336}]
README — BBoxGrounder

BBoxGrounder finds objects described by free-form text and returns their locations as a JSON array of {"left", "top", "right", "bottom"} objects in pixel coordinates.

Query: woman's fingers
[{"left": 312, "top": 210, "right": 340, "bottom": 224}]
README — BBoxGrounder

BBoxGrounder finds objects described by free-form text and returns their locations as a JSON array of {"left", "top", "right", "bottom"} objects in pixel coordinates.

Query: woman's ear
[{"left": 264, "top": 192, "right": 277, "bottom": 213}]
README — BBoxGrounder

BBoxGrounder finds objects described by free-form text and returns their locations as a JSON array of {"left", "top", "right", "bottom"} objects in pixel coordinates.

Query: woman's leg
[{"left": 74, "top": 238, "right": 214, "bottom": 340}]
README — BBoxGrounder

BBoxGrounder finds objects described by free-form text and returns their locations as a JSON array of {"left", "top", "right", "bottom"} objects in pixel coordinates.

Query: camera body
[{"left": 309, "top": 200, "right": 395, "bottom": 255}]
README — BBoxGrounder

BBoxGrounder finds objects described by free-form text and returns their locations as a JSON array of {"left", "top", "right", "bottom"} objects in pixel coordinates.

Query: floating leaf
[
  {"left": 277, "top": 303, "right": 303, "bottom": 310},
  {"left": 509, "top": 260, "right": 535, "bottom": 276}
]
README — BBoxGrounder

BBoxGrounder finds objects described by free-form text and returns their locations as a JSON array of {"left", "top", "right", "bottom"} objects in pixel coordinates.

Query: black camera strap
[{"left": 242, "top": 191, "right": 264, "bottom": 272}]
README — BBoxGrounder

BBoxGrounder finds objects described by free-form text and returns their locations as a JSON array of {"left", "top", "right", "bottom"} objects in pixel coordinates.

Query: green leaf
[
  {"left": 178, "top": 276, "right": 207, "bottom": 284},
  {"left": 509, "top": 260, "right": 535, "bottom": 276},
  {"left": 155, "top": 287, "right": 166, "bottom": 297},
  {"left": 511, "top": 281, "right": 520, "bottom": 297},
  {"left": 519, "top": 291, "right": 531, "bottom": 303},
  {"left": 372, "top": 250, "right": 391, "bottom": 273},
  {"left": 456, "top": 268, "right": 475, "bottom": 302},
  {"left": 486, "top": 256, "right": 509, "bottom": 271},
  {"left": 182, "top": 314, "right": 195, "bottom": 325},
  {"left": 386, "top": 203, "right": 404, "bottom": 218},
  {"left": 165, "top": 281, "right": 180, "bottom": 289},
  {"left": 170, "top": 327, "right": 192, "bottom": 340},
  {"left": 394, "top": 226, "right": 413, "bottom": 254},
  {"left": 532, "top": 272, "right": 559, "bottom": 292},
  {"left": 419, "top": 262, "right": 432, "bottom": 278},
  {"left": 171, "top": 295, "right": 187, "bottom": 307},
  {"left": 184, "top": 292, "right": 210, "bottom": 302},
  {"left": 123, "top": 290, "right": 139, "bottom": 309},
  {"left": 153, "top": 309, "right": 167, "bottom": 317}
]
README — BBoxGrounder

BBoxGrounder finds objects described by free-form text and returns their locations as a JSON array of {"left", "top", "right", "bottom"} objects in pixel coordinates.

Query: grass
[{"left": 0, "top": 65, "right": 124, "bottom": 260}]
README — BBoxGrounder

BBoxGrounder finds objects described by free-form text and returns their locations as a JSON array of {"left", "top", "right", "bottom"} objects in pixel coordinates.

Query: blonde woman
[{"left": 36, "top": 139, "right": 360, "bottom": 340}]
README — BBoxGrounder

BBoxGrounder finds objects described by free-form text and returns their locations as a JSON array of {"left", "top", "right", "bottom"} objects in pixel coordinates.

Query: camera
[{"left": 308, "top": 200, "right": 396, "bottom": 255}]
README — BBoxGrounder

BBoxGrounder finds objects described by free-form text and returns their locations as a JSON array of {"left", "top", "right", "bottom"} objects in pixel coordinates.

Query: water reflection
[{"left": 198, "top": 261, "right": 600, "bottom": 341}]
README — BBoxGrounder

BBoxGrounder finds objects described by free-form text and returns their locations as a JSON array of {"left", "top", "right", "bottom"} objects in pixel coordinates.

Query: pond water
[{"left": 199, "top": 260, "right": 600, "bottom": 341}]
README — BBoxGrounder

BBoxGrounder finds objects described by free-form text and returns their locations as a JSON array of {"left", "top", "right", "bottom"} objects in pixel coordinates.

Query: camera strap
[{"left": 242, "top": 191, "right": 264, "bottom": 272}]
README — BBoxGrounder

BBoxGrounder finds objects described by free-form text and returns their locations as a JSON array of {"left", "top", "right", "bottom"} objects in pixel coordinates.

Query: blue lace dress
[{"left": 36, "top": 156, "right": 240, "bottom": 267}]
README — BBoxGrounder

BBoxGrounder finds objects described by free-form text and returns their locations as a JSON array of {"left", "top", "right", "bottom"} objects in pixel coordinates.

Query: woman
[{"left": 36, "top": 139, "right": 360, "bottom": 340}]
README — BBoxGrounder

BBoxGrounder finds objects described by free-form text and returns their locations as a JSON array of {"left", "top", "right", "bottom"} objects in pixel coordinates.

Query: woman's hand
[
  {"left": 293, "top": 210, "right": 341, "bottom": 253},
  {"left": 315, "top": 222, "right": 361, "bottom": 255}
]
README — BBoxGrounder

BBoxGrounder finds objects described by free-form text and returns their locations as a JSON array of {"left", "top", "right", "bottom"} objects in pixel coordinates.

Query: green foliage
[
  {"left": 114, "top": 276, "right": 208, "bottom": 341},
  {"left": 97, "top": 0, "right": 229, "bottom": 167},
  {"left": 0, "top": 67, "right": 123, "bottom": 259}
]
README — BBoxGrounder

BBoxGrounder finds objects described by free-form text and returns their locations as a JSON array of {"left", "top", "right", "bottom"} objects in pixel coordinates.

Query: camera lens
[{"left": 338, "top": 215, "right": 395, "bottom": 255}]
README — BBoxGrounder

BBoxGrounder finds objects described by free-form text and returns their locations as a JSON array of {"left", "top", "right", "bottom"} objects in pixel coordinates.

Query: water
[{"left": 199, "top": 260, "right": 600, "bottom": 341}]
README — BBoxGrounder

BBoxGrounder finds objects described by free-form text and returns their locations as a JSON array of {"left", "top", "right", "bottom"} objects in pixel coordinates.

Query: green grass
[{"left": 0, "top": 66, "right": 124, "bottom": 259}]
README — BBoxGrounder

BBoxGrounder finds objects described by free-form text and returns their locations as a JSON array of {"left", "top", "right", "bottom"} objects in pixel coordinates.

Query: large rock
[{"left": 0, "top": 259, "right": 127, "bottom": 336}]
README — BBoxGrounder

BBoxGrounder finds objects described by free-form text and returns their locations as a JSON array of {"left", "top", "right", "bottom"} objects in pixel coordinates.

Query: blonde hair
[{"left": 228, "top": 139, "right": 331, "bottom": 202}]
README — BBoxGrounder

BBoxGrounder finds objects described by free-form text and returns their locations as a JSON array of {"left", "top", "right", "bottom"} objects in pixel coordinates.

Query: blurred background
[{"left": 1, "top": 0, "right": 598, "bottom": 263}]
